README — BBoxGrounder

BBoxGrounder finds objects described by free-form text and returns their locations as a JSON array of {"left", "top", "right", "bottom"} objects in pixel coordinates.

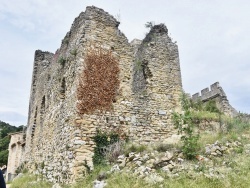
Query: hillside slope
[{"left": 0, "top": 120, "right": 23, "bottom": 166}]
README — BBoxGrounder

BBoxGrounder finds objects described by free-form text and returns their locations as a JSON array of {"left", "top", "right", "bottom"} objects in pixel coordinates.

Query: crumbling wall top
[
  {"left": 192, "top": 82, "right": 225, "bottom": 101},
  {"left": 150, "top": 24, "right": 168, "bottom": 34},
  {"left": 192, "top": 82, "right": 238, "bottom": 117},
  {"left": 85, "top": 6, "right": 120, "bottom": 27},
  {"left": 34, "top": 50, "right": 54, "bottom": 61}
]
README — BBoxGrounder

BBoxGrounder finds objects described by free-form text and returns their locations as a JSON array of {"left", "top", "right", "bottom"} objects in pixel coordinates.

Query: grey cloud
[{"left": 0, "top": 111, "right": 27, "bottom": 126}]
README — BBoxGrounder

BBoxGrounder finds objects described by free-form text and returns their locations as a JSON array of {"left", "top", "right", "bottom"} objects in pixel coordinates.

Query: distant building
[{"left": 6, "top": 132, "right": 25, "bottom": 182}]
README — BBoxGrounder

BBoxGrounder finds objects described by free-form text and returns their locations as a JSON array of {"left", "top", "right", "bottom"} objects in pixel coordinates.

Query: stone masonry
[
  {"left": 192, "top": 82, "right": 238, "bottom": 117},
  {"left": 19, "top": 6, "right": 183, "bottom": 183},
  {"left": 6, "top": 132, "right": 25, "bottom": 182}
]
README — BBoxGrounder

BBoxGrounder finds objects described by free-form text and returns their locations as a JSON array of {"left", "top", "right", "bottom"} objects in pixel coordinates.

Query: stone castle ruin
[
  {"left": 6, "top": 6, "right": 237, "bottom": 183},
  {"left": 192, "top": 82, "right": 238, "bottom": 117}
]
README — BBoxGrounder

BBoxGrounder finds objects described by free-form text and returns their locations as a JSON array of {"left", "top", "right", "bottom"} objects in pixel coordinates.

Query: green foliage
[
  {"left": 225, "top": 114, "right": 250, "bottom": 133},
  {"left": 155, "top": 143, "right": 175, "bottom": 152},
  {"left": 190, "top": 99, "right": 203, "bottom": 111},
  {"left": 204, "top": 100, "right": 220, "bottom": 113},
  {"left": 0, "top": 150, "right": 8, "bottom": 166},
  {"left": 0, "top": 136, "right": 10, "bottom": 166},
  {"left": 173, "top": 93, "right": 200, "bottom": 159},
  {"left": 0, "top": 136, "right": 10, "bottom": 151},
  {"left": 11, "top": 174, "right": 52, "bottom": 188},
  {"left": 180, "top": 93, "right": 192, "bottom": 111},
  {"left": 134, "top": 60, "right": 142, "bottom": 71},
  {"left": 125, "top": 144, "right": 147, "bottom": 155},
  {"left": 0, "top": 120, "right": 23, "bottom": 166},
  {"left": 58, "top": 56, "right": 66, "bottom": 66},
  {"left": 188, "top": 94, "right": 221, "bottom": 115},
  {"left": 234, "top": 146, "right": 244, "bottom": 154},
  {"left": 173, "top": 111, "right": 200, "bottom": 159},
  {"left": 145, "top": 21, "right": 155, "bottom": 29},
  {"left": 194, "top": 162, "right": 207, "bottom": 173},
  {"left": 15, "top": 162, "right": 28, "bottom": 174},
  {"left": 70, "top": 49, "right": 77, "bottom": 57},
  {"left": 93, "top": 130, "right": 120, "bottom": 165},
  {"left": 62, "top": 38, "right": 69, "bottom": 45},
  {"left": 0, "top": 121, "right": 23, "bottom": 138}
]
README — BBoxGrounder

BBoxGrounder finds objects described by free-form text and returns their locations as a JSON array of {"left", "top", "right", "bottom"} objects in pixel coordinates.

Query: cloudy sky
[{"left": 0, "top": 0, "right": 249, "bottom": 126}]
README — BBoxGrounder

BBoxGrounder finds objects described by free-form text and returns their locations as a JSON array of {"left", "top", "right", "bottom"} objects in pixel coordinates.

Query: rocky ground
[
  {"left": 92, "top": 139, "right": 250, "bottom": 188},
  {"left": 9, "top": 129, "right": 250, "bottom": 188}
]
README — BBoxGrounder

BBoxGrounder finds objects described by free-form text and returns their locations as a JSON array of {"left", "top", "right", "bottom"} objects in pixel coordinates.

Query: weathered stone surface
[
  {"left": 11, "top": 5, "right": 183, "bottom": 184},
  {"left": 191, "top": 82, "right": 238, "bottom": 117},
  {"left": 6, "top": 132, "right": 25, "bottom": 182}
]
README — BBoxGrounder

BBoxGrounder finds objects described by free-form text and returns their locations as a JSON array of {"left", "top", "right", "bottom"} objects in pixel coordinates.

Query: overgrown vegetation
[
  {"left": 93, "top": 130, "right": 120, "bottom": 165},
  {"left": 0, "top": 120, "right": 23, "bottom": 166},
  {"left": 15, "top": 162, "right": 28, "bottom": 174},
  {"left": 173, "top": 93, "right": 200, "bottom": 159},
  {"left": 58, "top": 56, "right": 66, "bottom": 66},
  {"left": 172, "top": 92, "right": 250, "bottom": 160},
  {"left": 145, "top": 21, "right": 155, "bottom": 29},
  {"left": 76, "top": 47, "right": 120, "bottom": 115},
  {"left": 10, "top": 94, "right": 250, "bottom": 188},
  {"left": 70, "top": 49, "right": 77, "bottom": 57},
  {"left": 11, "top": 174, "right": 52, "bottom": 188}
]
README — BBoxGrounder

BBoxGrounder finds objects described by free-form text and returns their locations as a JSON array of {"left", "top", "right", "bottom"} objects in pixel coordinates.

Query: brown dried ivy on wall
[{"left": 77, "top": 47, "right": 120, "bottom": 115}]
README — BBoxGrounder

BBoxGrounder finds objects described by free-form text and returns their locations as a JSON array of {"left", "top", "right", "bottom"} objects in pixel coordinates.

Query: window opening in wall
[
  {"left": 41, "top": 96, "right": 45, "bottom": 120},
  {"left": 31, "top": 107, "right": 37, "bottom": 139},
  {"left": 60, "top": 78, "right": 66, "bottom": 99}
]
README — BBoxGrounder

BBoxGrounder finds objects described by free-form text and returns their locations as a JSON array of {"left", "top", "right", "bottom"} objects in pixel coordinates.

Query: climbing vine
[{"left": 77, "top": 47, "right": 120, "bottom": 115}]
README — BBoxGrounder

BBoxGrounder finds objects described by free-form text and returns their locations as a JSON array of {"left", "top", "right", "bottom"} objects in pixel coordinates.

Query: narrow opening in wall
[
  {"left": 31, "top": 107, "right": 37, "bottom": 139},
  {"left": 40, "top": 96, "right": 45, "bottom": 122},
  {"left": 60, "top": 78, "right": 66, "bottom": 99}
]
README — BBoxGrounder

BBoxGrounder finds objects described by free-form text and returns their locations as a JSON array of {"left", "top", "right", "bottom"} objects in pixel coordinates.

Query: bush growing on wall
[{"left": 77, "top": 47, "right": 120, "bottom": 115}]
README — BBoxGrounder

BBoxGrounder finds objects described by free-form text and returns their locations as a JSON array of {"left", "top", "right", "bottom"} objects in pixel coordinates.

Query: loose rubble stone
[
  {"left": 144, "top": 173, "right": 164, "bottom": 184},
  {"left": 52, "top": 183, "right": 62, "bottom": 188}
]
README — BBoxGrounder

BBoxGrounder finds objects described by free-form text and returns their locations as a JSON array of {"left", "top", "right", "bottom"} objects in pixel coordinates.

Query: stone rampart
[{"left": 192, "top": 82, "right": 237, "bottom": 117}]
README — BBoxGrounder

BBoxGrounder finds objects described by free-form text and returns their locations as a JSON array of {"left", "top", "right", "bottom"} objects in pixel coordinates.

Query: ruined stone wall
[
  {"left": 23, "top": 6, "right": 183, "bottom": 183},
  {"left": 192, "top": 82, "right": 238, "bottom": 117},
  {"left": 6, "top": 132, "right": 25, "bottom": 181},
  {"left": 130, "top": 24, "right": 182, "bottom": 142}
]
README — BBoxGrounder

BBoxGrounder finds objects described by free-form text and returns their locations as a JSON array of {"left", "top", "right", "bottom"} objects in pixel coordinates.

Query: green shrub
[
  {"left": 93, "top": 130, "right": 120, "bottom": 165},
  {"left": 70, "top": 49, "right": 77, "bottom": 57},
  {"left": 204, "top": 100, "right": 220, "bottom": 113},
  {"left": 58, "top": 56, "right": 66, "bottom": 66},
  {"left": 11, "top": 174, "right": 52, "bottom": 188},
  {"left": 145, "top": 21, "right": 155, "bottom": 29},
  {"left": 173, "top": 93, "right": 200, "bottom": 160},
  {"left": 124, "top": 144, "right": 147, "bottom": 156},
  {"left": 234, "top": 146, "right": 244, "bottom": 154},
  {"left": 62, "top": 38, "right": 69, "bottom": 45},
  {"left": 155, "top": 143, "right": 175, "bottom": 152}
]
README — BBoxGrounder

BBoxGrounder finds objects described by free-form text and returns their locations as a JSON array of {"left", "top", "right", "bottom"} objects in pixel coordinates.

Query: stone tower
[{"left": 22, "top": 6, "right": 183, "bottom": 183}]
